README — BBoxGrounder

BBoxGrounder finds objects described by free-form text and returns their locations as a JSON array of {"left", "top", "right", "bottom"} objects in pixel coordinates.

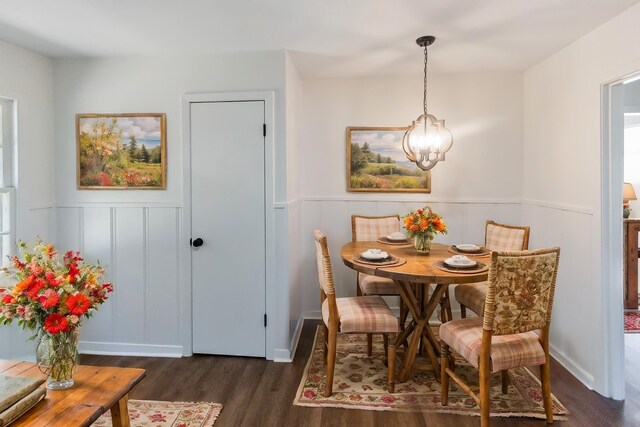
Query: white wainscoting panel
[
  {"left": 522, "top": 201, "right": 596, "bottom": 388},
  {"left": 55, "top": 206, "right": 183, "bottom": 356}
]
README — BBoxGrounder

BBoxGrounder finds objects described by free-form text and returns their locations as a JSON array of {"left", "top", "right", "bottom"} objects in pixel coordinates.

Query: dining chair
[
  {"left": 454, "top": 220, "right": 530, "bottom": 318},
  {"left": 314, "top": 229, "right": 399, "bottom": 396},
  {"left": 351, "top": 214, "right": 404, "bottom": 355},
  {"left": 440, "top": 247, "right": 561, "bottom": 426}
]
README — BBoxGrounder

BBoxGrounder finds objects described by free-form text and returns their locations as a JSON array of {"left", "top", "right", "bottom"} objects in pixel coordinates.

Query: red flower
[
  {"left": 303, "top": 389, "right": 317, "bottom": 399},
  {"left": 68, "top": 263, "right": 80, "bottom": 284},
  {"left": 39, "top": 289, "right": 60, "bottom": 309},
  {"left": 11, "top": 257, "right": 26, "bottom": 269},
  {"left": 25, "top": 278, "right": 46, "bottom": 299},
  {"left": 381, "top": 395, "right": 396, "bottom": 403},
  {"left": 44, "top": 313, "right": 69, "bottom": 334},
  {"left": 66, "top": 293, "right": 91, "bottom": 315},
  {"left": 1, "top": 294, "right": 16, "bottom": 304},
  {"left": 45, "top": 270, "right": 62, "bottom": 287}
]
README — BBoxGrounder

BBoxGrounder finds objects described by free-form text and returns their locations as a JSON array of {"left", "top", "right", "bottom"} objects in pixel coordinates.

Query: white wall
[
  {"left": 285, "top": 53, "right": 304, "bottom": 358},
  {"left": 297, "top": 73, "right": 524, "bottom": 316},
  {"left": 52, "top": 52, "right": 291, "bottom": 358},
  {"left": 0, "top": 40, "right": 55, "bottom": 359},
  {"left": 523, "top": 2, "right": 640, "bottom": 397}
]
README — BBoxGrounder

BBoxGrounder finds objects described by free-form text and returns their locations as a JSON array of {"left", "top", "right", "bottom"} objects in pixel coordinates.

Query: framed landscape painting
[
  {"left": 346, "top": 127, "right": 431, "bottom": 193},
  {"left": 76, "top": 113, "right": 166, "bottom": 189}
]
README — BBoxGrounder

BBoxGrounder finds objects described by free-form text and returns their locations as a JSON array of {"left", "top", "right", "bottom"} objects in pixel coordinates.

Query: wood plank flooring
[{"left": 80, "top": 321, "right": 640, "bottom": 426}]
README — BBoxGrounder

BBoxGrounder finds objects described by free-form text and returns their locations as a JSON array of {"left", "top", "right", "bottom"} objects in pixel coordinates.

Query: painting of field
[
  {"left": 77, "top": 114, "right": 166, "bottom": 189},
  {"left": 346, "top": 127, "right": 431, "bottom": 193}
]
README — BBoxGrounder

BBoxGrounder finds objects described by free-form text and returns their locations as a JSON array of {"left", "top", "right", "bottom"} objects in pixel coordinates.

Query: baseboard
[
  {"left": 549, "top": 342, "right": 595, "bottom": 390},
  {"left": 273, "top": 317, "right": 305, "bottom": 363},
  {"left": 79, "top": 341, "right": 183, "bottom": 358}
]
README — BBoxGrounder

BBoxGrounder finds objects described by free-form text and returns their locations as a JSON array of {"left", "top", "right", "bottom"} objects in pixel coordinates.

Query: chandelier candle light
[{"left": 403, "top": 36, "right": 453, "bottom": 171}]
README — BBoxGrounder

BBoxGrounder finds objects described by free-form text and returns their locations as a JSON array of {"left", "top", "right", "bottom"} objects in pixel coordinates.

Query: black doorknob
[{"left": 192, "top": 238, "right": 204, "bottom": 247}]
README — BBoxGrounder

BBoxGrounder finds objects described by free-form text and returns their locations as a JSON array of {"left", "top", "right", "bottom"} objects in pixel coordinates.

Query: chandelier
[{"left": 402, "top": 36, "right": 453, "bottom": 171}]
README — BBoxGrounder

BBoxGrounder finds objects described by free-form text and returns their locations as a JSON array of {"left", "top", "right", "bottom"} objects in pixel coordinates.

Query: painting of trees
[
  {"left": 77, "top": 113, "right": 166, "bottom": 189},
  {"left": 346, "top": 127, "right": 431, "bottom": 193}
]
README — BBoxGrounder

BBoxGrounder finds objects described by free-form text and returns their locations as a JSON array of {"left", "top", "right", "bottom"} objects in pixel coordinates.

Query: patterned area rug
[
  {"left": 93, "top": 400, "right": 222, "bottom": 426},
  {"left": 625, "top": 311, "right": 640, "bottom": 333},
  {"left": 294, "top": 326, "right": 568, "bottom": 420}
]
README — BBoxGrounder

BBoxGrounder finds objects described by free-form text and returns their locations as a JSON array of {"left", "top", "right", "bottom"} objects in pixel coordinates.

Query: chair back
[
  {"left": 485, "top": 220, "right": 530, "bottom": 251},
  {"left": 483, "top": 248, "right": 560, "bottom": 336},
  {"left": 314, "top": 230, "right": 336, "bottom": 296},
  {"left": 351, "top": 215, "right": 400, "bottom": 242}
]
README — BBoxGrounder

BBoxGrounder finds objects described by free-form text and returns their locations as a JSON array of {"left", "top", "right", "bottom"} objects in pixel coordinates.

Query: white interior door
[{"left": 191, "top": 100, "right": 266, "bottom": 357}]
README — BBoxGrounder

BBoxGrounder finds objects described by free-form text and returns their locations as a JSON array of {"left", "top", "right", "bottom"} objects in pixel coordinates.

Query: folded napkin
[
  {"left": 0, "top": 386, "right": 46, "bottom": 427},
  {"left": 0, "top": 376, "right": 45, "bottom": 414}
]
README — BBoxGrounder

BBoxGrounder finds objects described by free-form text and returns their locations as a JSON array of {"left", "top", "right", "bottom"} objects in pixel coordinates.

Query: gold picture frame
[
  {"left": 76, "top": 113, "right": 166, "bottom": 189},
  {"left": 346, "top": 126, "right": 431, "bottom": 193}
]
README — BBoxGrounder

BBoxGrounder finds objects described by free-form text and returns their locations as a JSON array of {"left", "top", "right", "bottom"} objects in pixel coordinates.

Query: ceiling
[{"left": 0, "top": 0, "right": 638, "bottom": 77}]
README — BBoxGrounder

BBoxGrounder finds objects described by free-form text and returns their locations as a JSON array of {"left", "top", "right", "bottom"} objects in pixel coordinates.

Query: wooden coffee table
[{"left": 1, "top": 360, "right": 145, "bottom": 427}]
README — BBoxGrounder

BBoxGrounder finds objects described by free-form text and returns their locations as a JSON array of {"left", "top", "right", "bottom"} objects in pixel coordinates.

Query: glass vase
[
  {"left": 36, "top": 329, "right": 79, "bottom": 390},
  {"left": 414, "top": 233, "right": 434, "bottom": 254}
]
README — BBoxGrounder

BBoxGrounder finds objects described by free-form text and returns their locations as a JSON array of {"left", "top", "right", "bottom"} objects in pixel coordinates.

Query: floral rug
[
  {"left": 93, "top": 400, "right": 222, "bottom": 426},
  {"left": 294, "top": 326, "right": 568, "bottom": 420},
  {"left": 625, "top": 311, "right": 640, "bottom": 333}
]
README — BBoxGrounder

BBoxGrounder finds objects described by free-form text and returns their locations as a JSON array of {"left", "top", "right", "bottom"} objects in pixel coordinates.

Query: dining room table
[{"left": 341, "top": 240, "right": 490, "bottom": 383}]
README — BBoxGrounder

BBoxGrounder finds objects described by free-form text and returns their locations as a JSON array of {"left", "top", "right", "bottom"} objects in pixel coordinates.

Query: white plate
[
  {"left": 386, "top": 232, "right": 407, "bottom": 242},
  {"left": 455, "top": 244, "right": 481, "bottom": 253},
  {"left": 444, "top": 256, "right": 477, "bottom": 268},
  {"left": 361, "top": 250, "right": 389, "bottom": 260}
]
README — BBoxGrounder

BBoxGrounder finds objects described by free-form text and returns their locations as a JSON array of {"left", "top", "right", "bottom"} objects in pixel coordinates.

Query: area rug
[
  {"left": 93, "top": 400, "right": 222, "bottom": 426},
  {"left": 294, "top": 326, "right": 568, "bottom": 420},
  {"left": 625, "top": 311, "right": 640, "bottom": 333}
]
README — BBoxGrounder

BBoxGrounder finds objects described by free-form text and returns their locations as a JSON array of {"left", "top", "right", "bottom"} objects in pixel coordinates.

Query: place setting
[
  {"left": 448, "top": 243, "right": 491, "bottom": 257},
  {"left": 377, "top": 231, "right": 414, "bottom": 246},
  {"left": 433, "top": 254, "right": 488, "bottom": 274},
  {"left": 351, "top": 248, "right": 406, "bottom": 267}
]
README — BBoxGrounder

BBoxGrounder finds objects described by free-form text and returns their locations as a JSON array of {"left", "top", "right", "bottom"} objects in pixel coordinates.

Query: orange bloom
[
  {"left": 419, "top": 218, "right": 428, "bottom": 229},
  {"left": 66, "top": 293, "right": 92, "bottom": 316},
  {"left": 44, "top": 313, "right": 69, "bottom": 334},
  {"left": 432, "top": 217, "right": 446, "bottom": 232}
]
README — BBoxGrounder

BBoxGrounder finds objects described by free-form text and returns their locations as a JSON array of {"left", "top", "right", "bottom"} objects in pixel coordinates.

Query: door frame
[{"left": 181, "top": 91, "right": 275, "bottom": 359}]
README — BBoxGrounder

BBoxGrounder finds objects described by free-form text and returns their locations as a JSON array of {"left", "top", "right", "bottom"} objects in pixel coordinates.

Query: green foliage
[
  {"left": 140, "top": 144, "right": 150, "bottom": 163},
  {"left": 350, "top": 174, "right": 381, "bottom": 188},
  {"left": 350, "top": 143, "right": 368, "bottom": 173},
  {"left": 362, "top": 163, "right": 423, "bottom": 177},
  {"left": 128, "top": 135, "right": 138, "bottom": 160}
]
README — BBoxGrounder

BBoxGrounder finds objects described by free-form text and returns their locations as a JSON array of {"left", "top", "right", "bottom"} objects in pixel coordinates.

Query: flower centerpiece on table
[
  {"left": 403, "top": 206, "right": 447, "bottom": 254},
  {"left": 0, "top": 240, "right": 113, "bottom": 389}
]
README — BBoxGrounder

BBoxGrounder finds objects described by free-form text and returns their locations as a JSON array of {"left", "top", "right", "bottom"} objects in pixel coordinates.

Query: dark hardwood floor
[{"left": 80, "top": 321, "right": 640, "bottom": 426}]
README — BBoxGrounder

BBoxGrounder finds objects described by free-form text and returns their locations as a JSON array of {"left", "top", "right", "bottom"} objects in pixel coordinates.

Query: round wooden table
[{"left": 341, "top": 241, "right": 489, "bottom": 382}]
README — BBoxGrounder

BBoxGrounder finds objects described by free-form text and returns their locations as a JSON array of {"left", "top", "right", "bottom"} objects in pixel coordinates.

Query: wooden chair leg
[
  {"left": 501, "top": 370, "right": 509, "bottom": 394},
  {"left": 367, "top": 334, "right": 373, "bottom": 356},
  {"left": 324, "top": 326, "right": 338, "bottom": 397},
  {"left": 383, "top": 334, "right": 389, "bottom": 355},
  {"left": 479, "top": 348, "right": 491, "bottom": 426},
  {"left": 439, "top": 289, "right": 452, "bottom": 323},
  {"left": 445, "top": 291, "right": 453, "bottom": 322},
  {"left": 460, "top": 304, "right": 467, "bottom": 318},
  {"left": 387, "top": 333, "right": 396, "bottom": 393},
  {"left": 540, "top": 361, "right": 554, "bottom": 424},
  {"left": 440, "top": 343, "right": 450, "bottom": 405}
]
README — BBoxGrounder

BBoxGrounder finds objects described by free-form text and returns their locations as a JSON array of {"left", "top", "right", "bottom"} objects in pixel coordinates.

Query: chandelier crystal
[{"left": 402, "top": 36, "right": 453, "bottom": 171}]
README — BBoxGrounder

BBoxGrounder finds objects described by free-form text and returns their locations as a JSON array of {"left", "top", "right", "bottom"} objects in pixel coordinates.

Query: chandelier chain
[{"left": 423, "top": 44, "right": 428, "bottom": 115}]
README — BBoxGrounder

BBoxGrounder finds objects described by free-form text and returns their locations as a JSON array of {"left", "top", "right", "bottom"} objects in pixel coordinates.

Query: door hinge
[
  {"left": 263, "top": 123, "right": 266, "bottom": 137},
  {"left": 264, "top": 313, "right": 267, "bottom": 327}
]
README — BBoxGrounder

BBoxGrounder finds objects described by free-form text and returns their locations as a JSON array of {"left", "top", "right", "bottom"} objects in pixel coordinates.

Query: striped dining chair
[
  {"left": 313, "top": 229, "right": 399, "bottom": 396},
  {"left": 351, "top": 215, "right": 404, "bottom": 355}
]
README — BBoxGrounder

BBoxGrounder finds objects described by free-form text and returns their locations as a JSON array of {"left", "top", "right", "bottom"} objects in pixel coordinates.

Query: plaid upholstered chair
[
  {"left": 440, "top": 247, "right": 560, "bottom": 426},
  {"left": 314, "top": 229, "right": 399, "bottom": 396},
  {"left": 351, "top": 215, "right": 404, "bottom": 355},
  {"left": 454, "top": 221, "right": 530, "bottom": 318}
]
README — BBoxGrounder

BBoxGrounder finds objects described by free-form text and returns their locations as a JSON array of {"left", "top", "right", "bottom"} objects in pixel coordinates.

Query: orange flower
[
  {"left": 410, "top": 224, "right": 419, "bottom": 233},
  {"left": 44, "top": 313, "right": 69, "bottom": 334},
  {"left": 66, "top": 293, "right": 92, "bottom": 316},
  {"left": 419, "top": 218, "right": 428, "bottom": 229},
  {"left": 432, "top": 217, "right": 446, "bottom": 232}
]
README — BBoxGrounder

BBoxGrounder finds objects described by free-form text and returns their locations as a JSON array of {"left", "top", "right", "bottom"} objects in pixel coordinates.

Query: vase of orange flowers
[
  {"left": 0, "top": 240, "right": 113, "bottom": 389},
  {"left": 403, "top": 206, "right": 447, "bottom": 254}
]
